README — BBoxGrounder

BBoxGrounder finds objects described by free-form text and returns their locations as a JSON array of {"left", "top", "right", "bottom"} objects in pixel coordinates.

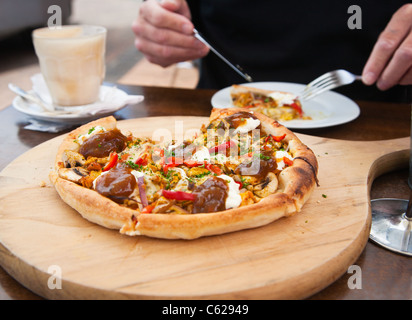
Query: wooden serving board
[{"left": 0, "top": 116, "right": 409, "bottom": 300}]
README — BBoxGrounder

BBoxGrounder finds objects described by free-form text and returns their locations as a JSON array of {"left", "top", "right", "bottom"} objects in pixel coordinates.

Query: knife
[{"left": 193, "top": 28, "right": 253, "bottom": 82}]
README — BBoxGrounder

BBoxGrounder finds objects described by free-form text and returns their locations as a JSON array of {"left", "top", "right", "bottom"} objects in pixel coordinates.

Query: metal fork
[{"left": 298, "top": 69, "right": 362, "bottom": 101}]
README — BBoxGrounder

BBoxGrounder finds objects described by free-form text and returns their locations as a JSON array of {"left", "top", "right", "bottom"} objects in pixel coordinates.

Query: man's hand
[
  {"left": 132, "top": 0, "right": 209, "bottom": 67},
  {"left": 363, "top": 4, "right": 412, "bottom": 90}
]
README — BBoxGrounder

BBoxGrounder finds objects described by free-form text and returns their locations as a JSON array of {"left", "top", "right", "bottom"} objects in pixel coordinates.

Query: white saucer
[{"left": 13, "top": 85, "right": 144, "bottom": 125}]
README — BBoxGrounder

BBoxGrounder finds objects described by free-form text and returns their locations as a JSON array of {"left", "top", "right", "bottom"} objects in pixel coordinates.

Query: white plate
[
  {"left": 211, "top": 82, "right": 360, "bottom": 129},
  {"left": 12, "top": 85, "right": 143, "bottom": 125}
]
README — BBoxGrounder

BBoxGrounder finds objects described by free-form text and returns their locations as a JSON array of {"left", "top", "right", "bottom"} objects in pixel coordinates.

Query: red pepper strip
[
  {"left": 183, "top": 160, "right": 201, "bottom": 167},
  {"left": 273, "top": 134, "right": 286, "bottom": 142},
  {"left": 135, "top": 154, "right": 148, "bottom": 166},
  {"left": 283, "top": 157, "right": 294, "bottom": 167},
  {"left": 184, "top": 160, "right": 213, "bottom": 168},
  {"left": 183, "top": 159, "right": 223, "bottom": 175},
  {"left": 141, "top": 205, "right": 154, "bottom": 213},
  {"left": 266, "top": 133, "right": 286, "bottom": 143},
  {"left": 205, "top": 163, "right": 223, "bottom": 175},
  {"left": 162, "top": 189, "right": 197, "bottom": 201},
  {"left": 290, "top": 102, "right": 303, "bottom": 117},
  {"left": 103, "top": 152, "right": 118, "bottom": 171},
  {"left": 208, "top": 140, "right": 236, "bottom": 154},
  {"left": 163, "top": 157, "right": 184, "bottom": 173}
]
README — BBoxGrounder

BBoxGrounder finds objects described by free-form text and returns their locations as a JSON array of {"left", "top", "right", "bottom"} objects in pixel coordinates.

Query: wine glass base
[{"left": 370, "top": 198, "right": 412, "bottom": 256}]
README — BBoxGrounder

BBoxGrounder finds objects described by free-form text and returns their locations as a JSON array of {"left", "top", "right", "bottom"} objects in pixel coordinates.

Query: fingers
[
  {"left": 160, "top": 0, "right": 192, "bottom": 19},
  {"left": 363, "top": 4, "right": 412, "bottom": 90},
  {"left": 139, "top": 0, "right": 193, "bottom": 35},
  {"left": 134, "top": 34, "right": 208, "bottom": 68},
  {"left": 376, "top": 35, "right": 412, "bottom": 90},
  {"left": 133, "top": 16, "right": 201, "bottom": 50},
  {"left": 132, "top": 0, "right": 209, "bottom": 67}
]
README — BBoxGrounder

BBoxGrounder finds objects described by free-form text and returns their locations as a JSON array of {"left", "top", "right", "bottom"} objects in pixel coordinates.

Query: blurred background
[{"left": 0, "top": 0, "right": 198, "bottom": 111}]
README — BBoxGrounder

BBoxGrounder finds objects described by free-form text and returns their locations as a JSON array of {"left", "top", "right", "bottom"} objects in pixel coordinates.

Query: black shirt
[{"left": 188, "top": 0, "right": 410, "bottom": 102}]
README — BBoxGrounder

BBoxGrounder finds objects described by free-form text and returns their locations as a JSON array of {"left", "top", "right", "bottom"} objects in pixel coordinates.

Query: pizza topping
[
  {"left": 265, "top": 133, "right": 286, "bottom": 143},
  {"left": 283, "top": 157, "right": 294, "bottom": 167},
  {"left": 235, "top": 149, "right": 277, "bottom": 179},
  {"left": 234, "top": 117, "right": 260, "bottom": 134},
  {"left": 275, "top": 150, "right": 294, "bottom": 170},
  {"left": 92, "top": 170, "right": 108, "bottom": 189},
  {"left": 289, "top": 102, "right": 303, "bottom": 117},
  {"left": 141, "top": 205, "right": 154, "bottom": 213},
  {"left": 205, "top": 163, "right": 223, "bottom": 175},
  {"left": 62, "top": 150, "right": 86, "bottom": 168},
  {"left": 225, "top": 111, "right": 260, "bottom": 131},
  {"left": 253, "top": 172, "right": 278, "bottom": 198},
  {"left": 192, "top": 146, "right": 211, "bottom": 162},
  {"left": 123, "top": 140, "right": 151, "bottom": 165},
  {"left": 94, "top": 166, "right": 137, "bottom": 202},
  {"left": 208, "top": 140, "right": 236, "bottom": 156},
  {"left": 79, "top": 128, "right": 128, "bottom": 158},
  {"left": 192, "top": 176, "right": 229, "bottom": 213},
  {"left": 76, "top": 126, "right": 106, "bottom": 145},
  {"left": 103, "top": 152, "right": 118, "bottom": 171},
  {"left": 162, "top": 189, "right": 197, "bottom": 201},
  {"left": 134, "top": 174, "right": 149, "bottom": 208},
  {"left": 230, "top": 86, "right": 311, "bottom": 121},
  {"left": 217, "top": 174, "right": 242, "bottom": 209},
  {"left": 58, "top": 167, "right": 89, "bottom": 184},
  {"left": 134, "top": 154, "right": 148, "bottom": 166},
  {"left": 267, "top": 91, "right": 297, "bottom": 107}
]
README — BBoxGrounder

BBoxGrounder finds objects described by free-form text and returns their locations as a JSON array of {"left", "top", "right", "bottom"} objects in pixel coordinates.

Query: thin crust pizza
[
  {"left": 230, "top": 84, "right": 311, "bottom": 121},
  {"left": 49, "top": 109, "right": 318, "bottom": 239}
]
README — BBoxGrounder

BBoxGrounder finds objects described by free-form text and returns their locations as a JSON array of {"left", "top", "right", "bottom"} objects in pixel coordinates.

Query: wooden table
[{"left": 0, "top": 84, "right": 411, "bottom": 300}]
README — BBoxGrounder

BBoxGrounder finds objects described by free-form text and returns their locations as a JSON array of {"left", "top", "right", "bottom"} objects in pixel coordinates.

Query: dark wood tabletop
[{"left": 0, "top": 84, "right": 411, "bottom": 300}]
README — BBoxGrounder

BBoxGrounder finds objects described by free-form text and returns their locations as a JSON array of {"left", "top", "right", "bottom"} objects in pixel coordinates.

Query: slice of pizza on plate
[{"left": 230, "top": 84, "right": 311, "bottom": 121}]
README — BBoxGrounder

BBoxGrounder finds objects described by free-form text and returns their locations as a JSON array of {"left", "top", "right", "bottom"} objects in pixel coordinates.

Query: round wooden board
[{"left": 0, "top": 116, "right": 409, "bottom": 299}]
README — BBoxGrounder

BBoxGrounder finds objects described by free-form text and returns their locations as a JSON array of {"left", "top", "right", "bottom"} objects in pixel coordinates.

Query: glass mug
[{"left": 32, "top": 25, "right": 106, "bottom": 107}]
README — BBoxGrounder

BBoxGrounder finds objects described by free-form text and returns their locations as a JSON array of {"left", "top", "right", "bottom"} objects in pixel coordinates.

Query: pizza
[
  {"left": 230, "top": 84, "right": 311, "bottom": 121},
  {"left": 49, "top": 108, "right": 318, "bottom": 239}
]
